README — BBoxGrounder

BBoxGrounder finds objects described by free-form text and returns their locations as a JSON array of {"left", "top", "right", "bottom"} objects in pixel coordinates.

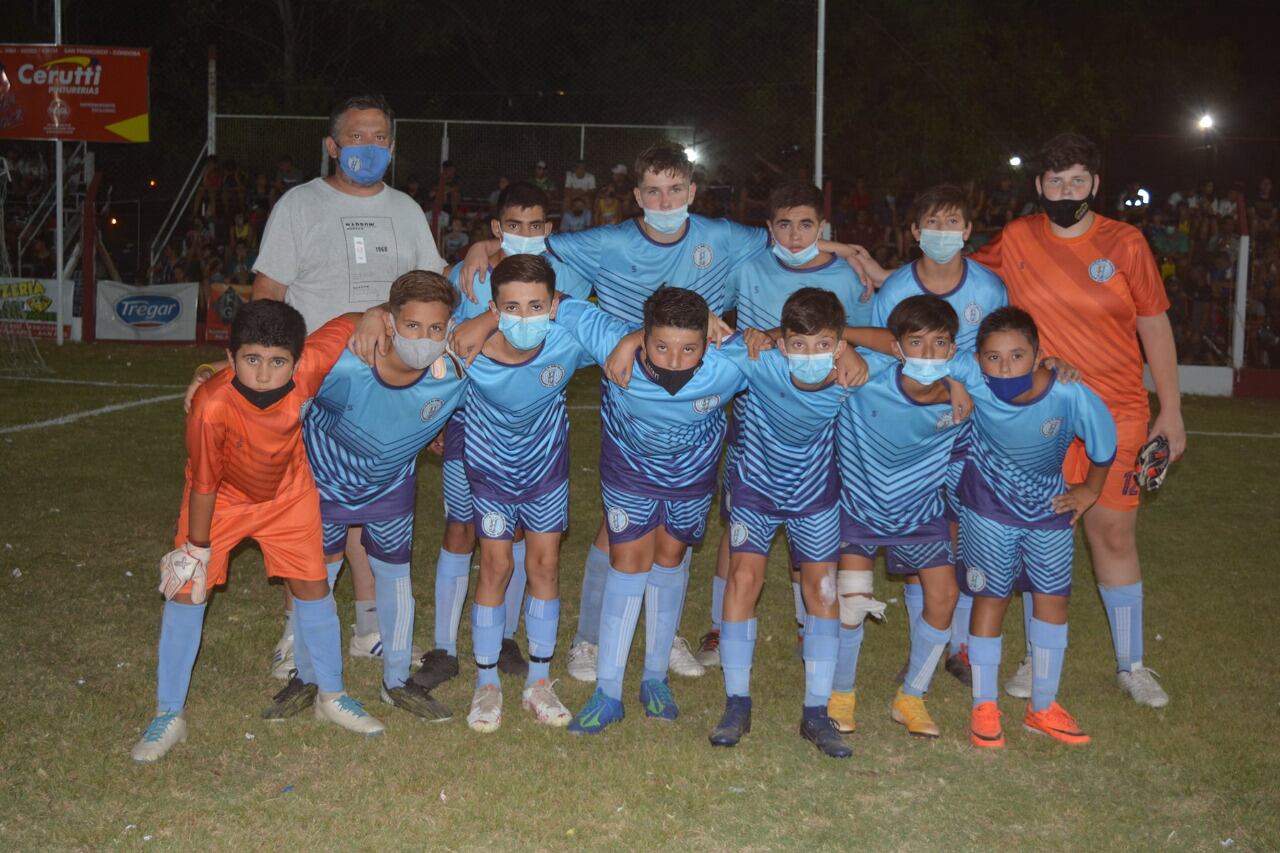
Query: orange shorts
[
  {"left": 1063, "top": 415, "right": 1147, "bottom": 512},
  {"left": 173, "top": 483, "right": 327, "bottom": 591}
]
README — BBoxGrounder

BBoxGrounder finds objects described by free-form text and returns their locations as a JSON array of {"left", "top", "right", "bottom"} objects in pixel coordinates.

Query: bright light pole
[
  {"left": 1197, "top": 114, "right": 1214, "bottom": 130},
  {"left": 1008, "top": 155, "right": 1022, "bottom": 168}
]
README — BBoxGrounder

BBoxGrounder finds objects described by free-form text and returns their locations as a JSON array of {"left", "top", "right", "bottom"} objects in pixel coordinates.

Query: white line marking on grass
[
  {"left": 0, "top": 376, "right": 186, "bottom": 389},
  {"left": 1187, "top": 430, "right": 1280, "bottom": 439},
  {"left": 0, "top": 393, "right": 184, "bottom": 434}
]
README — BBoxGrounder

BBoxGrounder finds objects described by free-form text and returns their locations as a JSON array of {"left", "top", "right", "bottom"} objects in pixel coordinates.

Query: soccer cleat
[
  {"left": 261, "top": 673, "right": 318, "bottom": 720},
  {"left": 131, "top": 711, "right": 188, "bottom": 763},
  {"left": 668, "top": 636, "right": 706, "bottom": 677},
  {"left": 270, "top": 632, "right": 295, "bottom": 680},
  {"left": 521, "top": 679, "right": 572, "bottom": 727},
  {"left": 466, "top": 684, "right": 503, "bottom": 733},
  {"left": 565, "top": 641, "right": 598, "bottom": 682},
  {"left": 709, "top": 696, "right": 752, "bottom": 747},
  {"left": 568, "top": 687, "right": 625, "bottom": 735},
  {"left": 348, "top": 630, "right": 425, "bottom": 661},
  {"left": 800, "top": 714, "right": 853, "bottom": 758},
  {"left": 1005, "top": 656, "right": 1033, "bottom": 699},
  {"left": 1134, "top": 434, "right": 1171, "bottom": 490},
  {"left": 695, "top": 630, "right": 721, "bottom": 667},
  {"left": 314, "top": 693, "right": 385, "bottom": 736},
  {"left": 827, "top": 690, "right": 857, "bottom": 734},
  {"left": 381, "top": 680, "right": 452, "bottom": 722},
  {"left": 498, "top": 638, "right": 529, "bottom": 679},
  {"left": 891, "top": 688, "right": 940, "bottom": 739},
  {"left": 639, "top": 678, "right": 679, "bottom": 721},
  {"left": 409, "top": 649, "right": 460, "bottom": 692},
  {"left": 969, "top": 701, "right": 1006, "bottom": 748},
  {"left": 1023, "top": 701, "right": 1090, "bottom": 745},
  {"left": 945, "top": 644, "right": 973, "bottom": 687},
  {"left": 1116, "top": 666, "right": 1169, "bottom": 708}
]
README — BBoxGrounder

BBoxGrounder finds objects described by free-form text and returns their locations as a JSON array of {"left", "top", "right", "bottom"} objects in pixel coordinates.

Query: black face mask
[
  {"left": 1039, "top": 192, "right": 1095, "bottom": 229},
  {"left": 232, "top": 377, "right": 295, "bottom": 409},
  {"left": 643, "top": 356, "right": 700, "bottom": 396}
]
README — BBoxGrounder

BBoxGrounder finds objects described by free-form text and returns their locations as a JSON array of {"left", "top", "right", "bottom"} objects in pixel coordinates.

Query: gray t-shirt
[{"left": 254, "top": 177, "right": 445, "bottom": 331}]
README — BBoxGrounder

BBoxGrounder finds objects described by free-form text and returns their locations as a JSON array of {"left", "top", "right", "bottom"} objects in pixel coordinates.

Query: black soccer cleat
[
  {"left": 261, "top": 672, "right": 318, "bottom": 720},
  {"left": 1134, "top": 435, "right": 1171, "bottom": 491},
  {"left": 410, "top": 649, "right": 460, "bottom": 692},
  {"left": 709, "top": 696, "right": 753, "bottom": 747},
  {"left": 381, "top": 679, "right": 452, "bottom": 722},
  {"left": 800, "top": 714, "right": 853, "bottom": 758},
  {"left": 498, "top": 637, "right": 529, "bottom": 678}
]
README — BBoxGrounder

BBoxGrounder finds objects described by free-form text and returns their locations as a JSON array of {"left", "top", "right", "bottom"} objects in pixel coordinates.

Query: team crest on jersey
[
  {"left": 966, "top": 565, "right": 986, "bottom": 592},
  {"left": 1040, "top": 416, "right": 1064, "bottom": 438},
  {"left": 692, "top": 243, "right": 714, "bottom": 269},
  {"left": 607, "top": 507, "right": 630, "bottom": 533},
  {"left": 421, "top": 399, "right": 444, "bottom": 421},
  {"left": 481, "top": 512, "right": 507, "bottom": 537},
  {"left": 964, "top": 302, "right": 981, "bottom": 325},
  {"left": 1088, "top": 258, "right": 1116, "bottom": 283},
  {"left": 540, "top": 364, "right": 566, "bottom": 387},
  {"left": 935, "top": 412, "right": 955, "bottom": 431},
  {"left": 730, "top": 521, "right": 748, "bottom": 547},
  {"left": 692, "top": 394, "right": 721, "bottom": 414}
]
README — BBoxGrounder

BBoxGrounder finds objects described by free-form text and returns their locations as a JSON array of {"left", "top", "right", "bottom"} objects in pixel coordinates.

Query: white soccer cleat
[
  {"left": 348, "top": 629, "right": 423, "bottom": 661},
  {"left": 1004, "top": 656, "right": 1033, "bottom": 699},
  {"left": 668, "top": 636, "right": 706, "bottom": 678},
  {"left": 566, "top": 641, "right": 598, "bottom": 682},
  {"left": 1117, "top": 665, "right": 1169, "bottom": 708},
  {"left": 467, "top": 684, "right": 503, "bottom": 733},
  {"left": 270, "top": 632, "right": 295, "bottom": 680},
  {"left": 314, "top": 693, "right": 385, "bottom": 736},
  {"left": 521, "top": 679, "right": 572, "bottom": 727},
  {"left": 131, "top": 711, "right": 188, "bottom": 763}
]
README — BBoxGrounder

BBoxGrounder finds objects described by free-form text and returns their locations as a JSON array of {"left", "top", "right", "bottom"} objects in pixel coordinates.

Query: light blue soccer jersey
[
  {"left": 836, "top": 360, "right": 969, "bottom": 543},
  {"left": 871, "top": 258, "right": 1008, "bottom": 352},
  {"left": 303, "top": 350, "right": 468, "bottom": 520},
  {"left": 448, "top": 254, "right": 592, "bottom": 324},
  {"left": 546, "top": 214, "right": 767, "bottom": 325},
  {"left": 730, "top": 251, "right": 872, "bottom": 331},
  {"left": 949, "top": 357, "right": 1117, "bottom": 529},
  {"left": 556, "top": 298, "right": 748, "bottom": 499}
]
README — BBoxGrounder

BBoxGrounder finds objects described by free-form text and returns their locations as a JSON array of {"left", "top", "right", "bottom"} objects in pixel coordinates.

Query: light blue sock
[
  {"left": 902, "top": 619, "right": 950, "bottom": 697},
  {"left": 155, "top": 601, "right": 207, "bottom": 713},
  {"left": 802, "top": 615, "right": 839, "bottom": 708},
  {"left": 642, "top": 562, "right": 686, "bottom": 683},
  {"left": 293, "top": 603, "right": 314, "bottom": 684},
  {"left": 369, "top": 556, "right": 413, "bottom": 688},
  {"left": 1022, "top": 591, "right": 1034, "bottom": 657},
  {"left": 950, "top": 592, "right": 972, "bottom": 651},
  {"left": 791, "top": 581, "right": 807, "bottom": 627},
  {"left": 1029, "top": 617, "right": 1069, "bottom": 712},
  {"left": 294, "top": 594, "right": 343, "bottom": 694},
  {"left": 325, "top": 558, "right": 343, "bottom": 590},
  {"left": 719, "top": 618, "right": 756, "bottom": 697},
  {"left": 833, "top": 624, "right": 864, "bottom": 693},
  {"left": 505, "top": 539, "right": 527, "bottom": 640},
  {"left": 597, "top": 568, "right": 649, "bottom": 700},
  {"left": 433, "top": 548, "right": 471, "bottom": 656},
  {"left": 711, "top": 575, "right": 727, "bottom": 633},
  {"left": 904, "top": 583, "right": 924, "bottom": 635},
  {"left": 524, "top": 596, "right": 560, "bottom": 685},
  {"left": 573, "top": 545, "right": 611, "bottom": 646},
  {"left": 1099, "top": 581, "right": 1143, "bottom": 672},
  {"left": 969, "top": 634, "right": 1002, "bottom": 707},
  {"left": 472, "top": 603, "right": 504, "bottom": 688}
]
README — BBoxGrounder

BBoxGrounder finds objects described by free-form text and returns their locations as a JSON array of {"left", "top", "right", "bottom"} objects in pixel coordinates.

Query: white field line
[
  {"left": 0, "top": 393, "right": 185, "bottom": 434},
  {"left": 0, "top": 376, "right": 185, "bottom": 389}
]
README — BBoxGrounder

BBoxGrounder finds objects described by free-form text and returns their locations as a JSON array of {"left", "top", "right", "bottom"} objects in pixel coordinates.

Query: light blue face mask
[
  {"left": 336, "top": 144, "right": 392, "bottom": 185},
  {"left": 498, "top": 312, "right": 551, "bottom": 350},
  {"left": 918, "top": 228, "right": 965, "bottom": 263},
  {"left": 500, "top": 233, "right": 546, "bottom": 256},
  {"left": 901, "top": 356, "right": 951, "bottom": 385},
  {"left": 772, "top": 239, "right": 821, "bottom": 267},
  {"left": 788, "top": 352, "right": 834, "bottom": 384},
  {"left": 643, "top": 204, "right": 689, "bottom": 234}
]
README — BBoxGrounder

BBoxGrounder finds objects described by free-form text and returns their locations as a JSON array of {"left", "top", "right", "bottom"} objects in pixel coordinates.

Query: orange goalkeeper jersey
[{"left": 970, "top": 212, "right": 1169, "bottom": 416}]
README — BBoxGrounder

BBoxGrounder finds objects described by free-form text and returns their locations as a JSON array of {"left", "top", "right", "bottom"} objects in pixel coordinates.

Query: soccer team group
[{"left": 130, "top": 113, "right": 1185, "bottom": 764}]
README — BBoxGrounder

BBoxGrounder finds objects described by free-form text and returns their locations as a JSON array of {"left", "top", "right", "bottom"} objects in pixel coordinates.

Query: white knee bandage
[{"left": 838, "top": 571, "right": 887, "bottom": 627}]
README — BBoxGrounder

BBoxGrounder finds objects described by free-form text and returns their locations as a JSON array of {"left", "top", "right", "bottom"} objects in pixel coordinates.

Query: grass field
[{"left": 2, "top": 342, "right": 1279, "bottom": 851}]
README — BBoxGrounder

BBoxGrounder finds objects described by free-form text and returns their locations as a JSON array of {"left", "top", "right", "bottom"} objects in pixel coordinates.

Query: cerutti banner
[{"left": 0, "top": 44, "right": 149, "bottom": 143}]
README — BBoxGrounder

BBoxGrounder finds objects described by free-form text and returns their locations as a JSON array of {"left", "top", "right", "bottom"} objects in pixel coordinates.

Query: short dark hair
[
  {"left": 643, "top": 286, "right": 708, "bottom": 337},
  {"left": 977, "top": 306, "right": 1040, "bottom": 353},
  {"left": 491, "top": 254, "right": 556, "bottom": 302},
  {"left": 329, "top": 94, "right": 394, "bottom": 140},
  {"left": 493, "top": 181, "right": 549, "bottom": 221},
  {"left": 229, "top": 299, "right": 307, "bottom": 359},
  {"left": 886, "top": 294, "right": 958, "bottom": 340},
  {"left": 389, "top": 270, "right": 458, "bottom": 315},
  {"left": 1037, "top": 132, "right": 1101, "bottom": 175},
  {"left": 909, "top": 184, "right": 971, "bottom": 226},
  {"left": 635, "top": 141, "right": 692, "bottom": 184},
  {"left": 768, "top": 181, "right": 824, "bottom": 220},
  {"left": 781, "top": 287, "right": 845, "bottom": 336}
]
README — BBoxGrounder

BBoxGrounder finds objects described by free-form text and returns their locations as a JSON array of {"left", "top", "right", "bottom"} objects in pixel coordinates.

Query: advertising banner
[
  {"left": 205, "top": 282, "right": 253, "bottom": 343},
  {"left": 0, "top": 277, "right": 70, "bottom": 338},
  {"left": 95, "top": 281, "right": 197, "bottom": 341},
  {"left": 0, "top": 44, "right": 150, "bottom": 142}
]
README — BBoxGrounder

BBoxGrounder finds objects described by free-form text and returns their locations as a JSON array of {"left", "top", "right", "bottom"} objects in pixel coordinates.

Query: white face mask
[{"left": 392, "top": 330, "right": 447, "bottom": 370}]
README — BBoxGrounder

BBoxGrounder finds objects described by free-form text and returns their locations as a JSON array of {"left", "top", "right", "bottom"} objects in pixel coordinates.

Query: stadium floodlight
[
  {"left": 685, "top": 146, "right": 700, "bottom": 163},
  {"left": 1008, "top": 155, "right": 1022, "bottom": 167},
  {"left": 1137, "top": 188, "right": 1150, "bottom": 205},
  {"left": 1197, "top": 114, "right": 1214, "bottom": 130}
]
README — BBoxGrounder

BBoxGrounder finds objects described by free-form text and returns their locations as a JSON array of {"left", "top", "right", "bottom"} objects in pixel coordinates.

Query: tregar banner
[
  {"left": 95, "top": 281, "right": 197, "bottom": 342},
  {"left": 0, "top": 44, "right": 150, "bottom": 142}
]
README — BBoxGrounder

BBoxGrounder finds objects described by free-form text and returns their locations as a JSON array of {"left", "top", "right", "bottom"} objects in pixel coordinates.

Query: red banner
[{"left": 0, "top": 44, "right": 149, "bottom": 143}]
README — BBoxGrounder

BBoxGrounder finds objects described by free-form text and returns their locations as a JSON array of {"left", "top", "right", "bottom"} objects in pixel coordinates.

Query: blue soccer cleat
[
  {"left": 639, "top": 678, "right": 679, "bottom": 721},
  {"left": 709, "top": 695, "right": 752, "bottom": 747},
  {"left": 568, "top": 688, "right": 625, "bottom": 735}
]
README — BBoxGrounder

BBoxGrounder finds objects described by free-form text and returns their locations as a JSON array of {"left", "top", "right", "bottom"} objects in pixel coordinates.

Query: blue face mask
[
  {"left": 500, "top": 233, "right": 546, "bottom": 256},
  {"left": 772, "top": 239, "right": 821, "bottom": 267},
  {"left": 918, "top": 229, "right": 965, "bottom": 264},
  {"left": 788, "top": 352, "right": 834, "bottom": 384},
  {"left": 901, "top": 356, "right": 950, "bottom": 385},
  {"left": 498, "top": 312, "right": 551, "bottom": 350},
  {"left": 984, "top": 371, "right": 1034, "bottom": 403},
  {"left": 643, "top": 204, "right": 689, "bottom": 234},
  {"left": 337, "top": 144, "right": 391, "bottom": 185}
]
